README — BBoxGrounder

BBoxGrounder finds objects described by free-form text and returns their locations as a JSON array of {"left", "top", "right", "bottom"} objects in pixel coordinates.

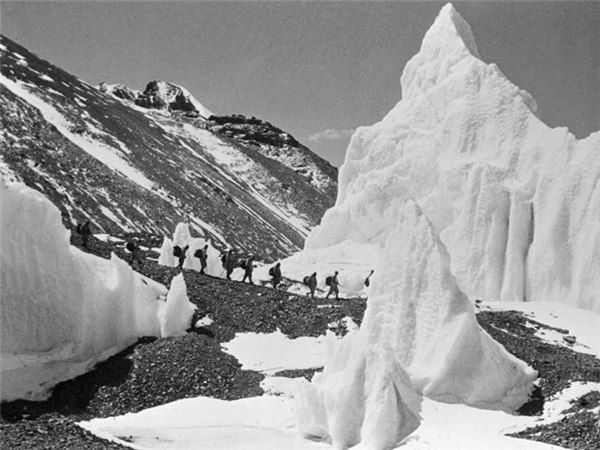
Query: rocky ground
[{"left": 1, "top": 235, "right": 598, "bottom": 449}]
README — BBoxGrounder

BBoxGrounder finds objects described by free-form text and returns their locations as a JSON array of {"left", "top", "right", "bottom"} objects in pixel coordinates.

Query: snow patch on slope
[{"left": 1, "top": 75, "right": 156, "bottom": 191}]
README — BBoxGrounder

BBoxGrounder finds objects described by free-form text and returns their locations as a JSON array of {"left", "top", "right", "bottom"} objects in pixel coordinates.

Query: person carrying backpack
[
  {"left": 269, "top": 262, "right": 282, "bottom": 288},
  {"left": 304, "top": 272, "right": 317, "bottom": 299},
  {"left": 177, "top": 245, "right": 189, "bottom": 269},
  {"left": 325, "top": 271, "right": 340, "bottom": 300},
  {"left": 194, "top": 244, "right": 209, "bottom": 274},
  {"left": 225, "top": 249, "right": 236, "bottom": 280},
  {"left": 241, "top": 255, "right": 255, "bottom": 284},
  {"left": 126, "top": 239, "right": 142, "bottom": 267}
]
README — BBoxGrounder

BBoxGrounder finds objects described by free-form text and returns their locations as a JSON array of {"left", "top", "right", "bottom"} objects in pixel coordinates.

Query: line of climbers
[{"left": 75, "top": 221, "right": 375, "bottom": 299}]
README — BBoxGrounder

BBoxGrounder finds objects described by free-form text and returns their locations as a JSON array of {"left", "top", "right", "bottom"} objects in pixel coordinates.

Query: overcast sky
[{"left": 2, "top": 1, "right": 598, "bottom": 167}]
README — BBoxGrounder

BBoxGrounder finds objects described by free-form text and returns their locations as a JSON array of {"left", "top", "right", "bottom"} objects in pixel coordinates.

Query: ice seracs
[
  {"left": 296, "top": 200, "right": 537, "bottom": 449},
  {"left": 0, "top": 181, "right": 196, "bottom": 401},
  {"left": 292, "top": 2, "right": 599, "bottom": 312}
]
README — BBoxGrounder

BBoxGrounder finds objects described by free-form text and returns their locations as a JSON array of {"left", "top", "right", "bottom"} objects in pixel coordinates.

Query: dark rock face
[
  {"left": 0, "top": 34, "right": 337, "bottom": 261},
  {"left": 206, "top": 115, "right": 338, "bottom": 200},
  {"left": 135, "top": 81, "right": 196, "bottom": 112}
]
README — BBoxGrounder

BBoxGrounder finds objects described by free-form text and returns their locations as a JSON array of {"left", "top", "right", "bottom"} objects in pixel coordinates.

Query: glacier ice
[
  {"left": 296, "top": 200, "right": 537, "bottom": 448},
  {"left": 293, "top": 2, "right": 600, "bottom": 312},
  {"left": 0, "top": 181, "right": 196, "bottom": 400},
  {"left": 158, "top": 274, "right": 196, "bottom": 338}
]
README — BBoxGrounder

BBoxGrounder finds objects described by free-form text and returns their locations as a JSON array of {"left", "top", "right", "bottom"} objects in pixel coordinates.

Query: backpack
[
  {"left": 173, "top": 245, "right": 182, "bottom": 257},
  {"left": 303, "top": 276, "right": 310, "bottom": 286},
  {"left": 325, "top": 276, "right": 332, "bottom": 286},
  {"left": 194, "top": 249, "right": 202, "bottom": 258},
  {"left": 126, "top": 242, "right": 135, "bottom": 252},
  {"left": 269, "top": 267, "right": 275, "bottom": 276},
  {"left": 221, "top": 254, "right": 227, "bottom": 265}
]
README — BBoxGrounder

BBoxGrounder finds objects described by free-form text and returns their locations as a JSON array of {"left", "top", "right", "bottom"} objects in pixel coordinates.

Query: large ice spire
[
  {"left": 401, "top": 3, "right": 480, "bottom": 100},
  {"left": 296, "top": 200, "right": 537, "bottom": 449},
  {"left": 299, "top": 1, "right": 599, "bottom": 312}
]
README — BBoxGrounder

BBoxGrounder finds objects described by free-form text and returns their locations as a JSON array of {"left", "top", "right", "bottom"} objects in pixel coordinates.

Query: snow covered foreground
[
  {"left": 271, "top": 3, "right": 600, "bottom": 313},
  {"left": 0, "top": 181, "right": 196, "bottom": 401},
  {"left": 79, "top": 301, "right": 599, "bottom": 450}
]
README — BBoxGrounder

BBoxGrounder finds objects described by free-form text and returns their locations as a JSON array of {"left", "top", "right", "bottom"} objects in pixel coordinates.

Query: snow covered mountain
[
  {"left": 284, "top": 3, "right": 600, "bottom": 312},
  {"left": 0, "top": 35, "right": 337, "bottom": 260}
]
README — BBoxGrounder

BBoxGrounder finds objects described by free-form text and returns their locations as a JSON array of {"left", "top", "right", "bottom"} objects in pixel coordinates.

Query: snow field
[{"left": 0, "top": 181, "right": 196, "bottom": 401}]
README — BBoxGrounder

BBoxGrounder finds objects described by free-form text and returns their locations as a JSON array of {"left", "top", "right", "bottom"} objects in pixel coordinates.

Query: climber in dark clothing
[
  {"left": 325, "top": 271, "right": 340, "bottom": 300},
  {"left": 224, "top": 250, "right": 237, "bottom": 280},
  {"left": 305, "top": 272, "right": 318, "bottom": 299},
  {"left": 177, "top": 245, "right": 189, "bottom": 269},
  {"left": 77, "top": 220, "right": 92, "bottom": 249},
  {"left": 126, "top": 239, "right": 142, "bottom": 267},
  {"left": 269, "top": 262, "right": 282, "bottom": 288},
  {"left": 195, "top": 244, "right": 209, "bottom": 274},
  {"left": 241, "top": 255, "right": 255, "bottom": 284}
]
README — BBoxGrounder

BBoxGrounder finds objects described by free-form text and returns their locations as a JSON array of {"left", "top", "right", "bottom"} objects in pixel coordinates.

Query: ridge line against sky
[{"left": 1, "top": 1, "right": 598, "bottom": 167}]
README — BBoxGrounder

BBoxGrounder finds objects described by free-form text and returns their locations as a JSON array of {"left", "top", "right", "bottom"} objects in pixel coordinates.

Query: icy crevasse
[
  {"left": 296, "top": 200, "right": 537, "bottom": 449},
  {"left": 303, "top": 3, "right": 600, "bottom": 311},
  {"left": 0, "top": 181, "right": 195, "bottom": 401}
]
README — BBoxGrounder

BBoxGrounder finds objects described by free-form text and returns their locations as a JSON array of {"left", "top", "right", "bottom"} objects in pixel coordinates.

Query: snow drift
[
  {"left": 0, "top": 181, "right": 195, "bottom": 401},
  {"left": 296, "top": 200, "right": 537, "bottom": 449},
  {"left": 290, "top": 3, "right": 600, "bottom": 312}
]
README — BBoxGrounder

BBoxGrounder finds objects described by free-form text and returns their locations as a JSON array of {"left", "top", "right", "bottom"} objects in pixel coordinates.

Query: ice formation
[
  {"left": 296, "top": 200, "right": 537, "bottom": 449},
  {"left": 0, "top": 181, "right": 195, "bottom": 400},
  {"left": 158, "top": 274, "right": 196, "bottom": 338},
  {"left": 158, "top": 222, "right": 224, "bottom": 276},
  {"left": 293, "top": 3, "right": 600, "bottom": 312}
]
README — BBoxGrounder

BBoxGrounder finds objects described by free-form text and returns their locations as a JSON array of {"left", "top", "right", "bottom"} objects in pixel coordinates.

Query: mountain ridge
[{"left": 0, "top": 34, "right": 337, "bottom": 260}]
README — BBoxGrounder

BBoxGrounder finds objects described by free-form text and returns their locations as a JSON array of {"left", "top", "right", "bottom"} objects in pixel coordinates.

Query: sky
[{"left": 2, "top": 1, "right": 598, "bottom": 167}]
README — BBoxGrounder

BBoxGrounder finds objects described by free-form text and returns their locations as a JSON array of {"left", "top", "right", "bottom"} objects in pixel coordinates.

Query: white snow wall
[
  {"left": 304, "top": 3, "right": 600, "bottom": 312},
  {"left": 296, "top": 200, "right": 537, "bottom": 449},
  {"left": 0, "top": 182, "right": 195, "bottom": 401}
]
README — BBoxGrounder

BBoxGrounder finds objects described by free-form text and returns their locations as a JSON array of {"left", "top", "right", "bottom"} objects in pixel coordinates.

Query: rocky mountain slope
[{"left": 0, "top": 35, "right": 337, "bottom": 260}]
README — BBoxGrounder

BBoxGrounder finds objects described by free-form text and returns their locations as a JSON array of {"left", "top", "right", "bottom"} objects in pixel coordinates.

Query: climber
[
  {"left": 126, "top": 239, "right": 142, "bottom": 267},
  {"left": 224, "top": 249, "right": 237, "bottom": 280},
  {"left": 364, "top": 269, "right": 375, "bottom": 287},
  {"left": 177, "top": 245, "right": 189, "bottom": 269},
  {"left": 77, "top": 220, "right": 92, "bottom": 249},
  {"left": 304, "top": 272, "right": 318, "bottom": 299},
  {"left": 241, "top": 255, "right": 255, "bottom": 284},
  {"left": 195, "top": 244, "right": 209, "bottom": 274},
  {"left": 325, "top": 271, "right": 340, "bottom": 300},
  {"left": 269, "top": 262, "right": 282, "bottom": 288}
]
